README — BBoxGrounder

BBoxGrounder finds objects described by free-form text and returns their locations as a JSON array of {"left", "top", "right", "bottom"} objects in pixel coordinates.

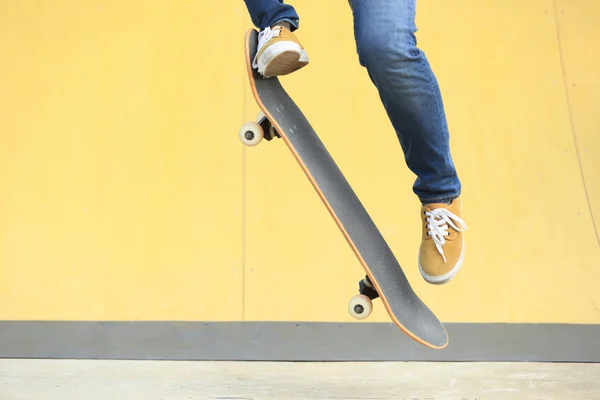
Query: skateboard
[{"left": 239, "top": 29, "right": 448, "bottom": 349}]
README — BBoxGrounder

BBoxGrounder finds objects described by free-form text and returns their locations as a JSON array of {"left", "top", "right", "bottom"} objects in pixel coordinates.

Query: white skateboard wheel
[
  {"left": 239, "top": 121, "right": 264, "bottom": 146},
  {"left": 348, "top": 294, "right": 373, "bottom": 320}
]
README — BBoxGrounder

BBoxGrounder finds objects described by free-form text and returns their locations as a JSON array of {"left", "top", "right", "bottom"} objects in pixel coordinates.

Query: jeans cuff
[{"left": 420, "top": 195, "right": 458, "bottom": 205}]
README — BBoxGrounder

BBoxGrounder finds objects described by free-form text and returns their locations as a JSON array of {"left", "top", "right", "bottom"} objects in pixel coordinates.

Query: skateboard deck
[{"left": 240, "top": 29, "right": 448, "bottom": 349}]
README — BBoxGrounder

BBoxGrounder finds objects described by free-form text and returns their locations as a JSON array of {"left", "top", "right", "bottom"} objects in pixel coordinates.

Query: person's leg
[
  {"left": 243, "top": 0, "right": 300, "bottom": 31},
  {"left": 348, "top": 0, "right": 467, "bottom": 284},
  {"left": 243, "top": 1, "right": 309, "bottom": 78}
]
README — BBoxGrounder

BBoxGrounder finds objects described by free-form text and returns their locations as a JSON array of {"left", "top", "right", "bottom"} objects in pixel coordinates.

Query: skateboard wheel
[
  {"left": 348, "top": 294, "right": 372, "bottom": 320},
  {"left": 239, "top": 121, "right": 264, "bottom": 146}
]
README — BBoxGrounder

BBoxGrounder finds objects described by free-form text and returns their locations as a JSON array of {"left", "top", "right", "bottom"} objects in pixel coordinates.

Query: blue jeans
[{"left": 242, "top": 0, "right": 461, "bottom": 205}]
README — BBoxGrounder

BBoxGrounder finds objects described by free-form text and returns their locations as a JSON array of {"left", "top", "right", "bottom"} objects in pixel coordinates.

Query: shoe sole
[{"left": 257, "top": 42, "right": 309, "bottom": 78}]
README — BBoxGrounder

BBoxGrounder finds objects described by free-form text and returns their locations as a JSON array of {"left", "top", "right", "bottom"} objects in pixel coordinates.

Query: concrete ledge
[{"left": 1, "top": 322, "right": 599, "bottom": 362}]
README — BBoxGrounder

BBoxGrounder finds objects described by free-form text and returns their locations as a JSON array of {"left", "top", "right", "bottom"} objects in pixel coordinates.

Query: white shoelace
[
  {"left": 252, "top": 26, "right": 282, "bottom": 69},
  {"left": 425, "top": 208, "right": 468, "bottom": 263}
]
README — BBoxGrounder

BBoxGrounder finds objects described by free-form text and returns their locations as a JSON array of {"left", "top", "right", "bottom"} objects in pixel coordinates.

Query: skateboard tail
[{"left": 243, "top": 29, "right": 448, "bottom": 350}]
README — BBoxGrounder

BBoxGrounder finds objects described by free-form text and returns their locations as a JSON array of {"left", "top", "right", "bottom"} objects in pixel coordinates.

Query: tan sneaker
[
  {"left": 418, "top": 197, "right": 468, "bottom": 285},
  {"left": 252, "top": 24, "right": 309, "bottom": 78}
]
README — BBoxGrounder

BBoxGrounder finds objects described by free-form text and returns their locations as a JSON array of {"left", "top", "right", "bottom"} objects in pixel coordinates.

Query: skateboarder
[{"left": 243, "top": 0, "right": 468, "bottom": 285}]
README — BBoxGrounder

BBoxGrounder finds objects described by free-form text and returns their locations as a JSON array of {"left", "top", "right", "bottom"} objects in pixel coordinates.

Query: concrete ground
[{"left": 0, "top": 360, "right": 598, "bottom": 399}]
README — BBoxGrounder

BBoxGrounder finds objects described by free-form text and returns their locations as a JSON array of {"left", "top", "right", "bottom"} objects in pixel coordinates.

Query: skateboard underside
[{"left": 242, "top": 29, "right": 447, "bottom": 349}]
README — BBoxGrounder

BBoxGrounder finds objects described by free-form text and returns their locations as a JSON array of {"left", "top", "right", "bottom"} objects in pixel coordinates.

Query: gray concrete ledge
[{"left": 0, "top": 321, "right": 599, "bottom": 362}]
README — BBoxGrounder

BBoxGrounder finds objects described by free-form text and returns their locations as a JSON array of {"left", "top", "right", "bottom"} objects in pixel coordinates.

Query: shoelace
[
  {"left": 252, "top": 26, "right": 282, "bottom": 69},
  {"left": 425, "top": 208, "right": 468, "bottom": 263}
]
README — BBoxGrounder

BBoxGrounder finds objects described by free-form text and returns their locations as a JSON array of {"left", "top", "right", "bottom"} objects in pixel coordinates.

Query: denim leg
[
  {"left": 243, "top": 0, "right": 300, "bottom": 31},
  {"left": 348, "top": 0, "right": 461, "bottom": 204}
]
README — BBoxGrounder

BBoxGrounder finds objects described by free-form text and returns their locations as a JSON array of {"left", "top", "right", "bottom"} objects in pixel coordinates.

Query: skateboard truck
[
  {"left": 239, "top": 111, "right": 281, "bottom": 146},
  {"left": 348, "top": 275, "right": 379, "bottom": 320}
]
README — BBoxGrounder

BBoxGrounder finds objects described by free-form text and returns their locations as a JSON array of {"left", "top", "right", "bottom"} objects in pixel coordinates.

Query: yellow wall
[{"left": 0, "top": 0, "right": 598, "bottom": 324}]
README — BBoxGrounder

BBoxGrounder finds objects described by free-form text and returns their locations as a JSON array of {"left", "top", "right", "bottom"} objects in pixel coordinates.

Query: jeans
[{"left": 242, "top": 0, "right": 461, "bottom": 205}]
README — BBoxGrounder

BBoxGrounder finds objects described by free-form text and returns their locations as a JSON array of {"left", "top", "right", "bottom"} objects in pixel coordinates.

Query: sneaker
[
  {"left": 418, "top": 197, "right": 468, "bottom": 285},
  {"left": 252, "top": 25, "right": 309, "bottom": 78}
]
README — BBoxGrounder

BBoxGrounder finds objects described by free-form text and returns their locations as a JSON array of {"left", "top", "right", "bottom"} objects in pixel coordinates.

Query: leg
[
  {"left": 243, "top": 0, "right": 300, "bottom": 31},
  {"left": 348, "top": 0, "right": 467, "bottom": 284},
  {"left": 349, "top": 0, "right": 459, "bottom": 204},
  {"left": 243, "top": 1, "right": 309, "bottom": 77}
]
